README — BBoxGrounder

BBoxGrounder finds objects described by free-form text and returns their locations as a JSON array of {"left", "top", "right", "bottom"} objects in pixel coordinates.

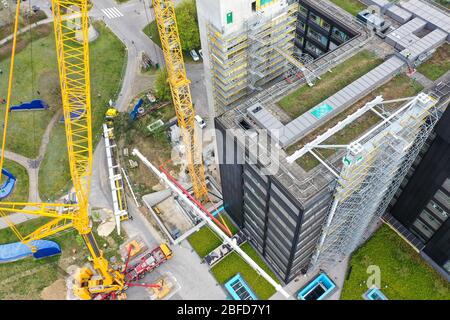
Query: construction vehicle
[
  {"left": 124, "top": 244, "right": 173, "bottom": 282},
  {"left": 105, "top": 107, "right": 119, "bottom": 120}
]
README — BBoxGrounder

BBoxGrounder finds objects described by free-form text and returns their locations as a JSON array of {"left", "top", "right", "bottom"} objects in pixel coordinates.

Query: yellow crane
[
  {"left": 152, "top": 0, "right": 209, "bottom": 202},
  {"left": 0, "top": 0, "right": 124, "bottom": 299},
  {"left": 0, "top": 0, "right": 212, "bottom": 300}
]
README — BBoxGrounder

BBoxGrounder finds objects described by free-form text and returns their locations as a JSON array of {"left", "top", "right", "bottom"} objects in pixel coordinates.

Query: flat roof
[
  {"left": 215, "top": 0, "right": 449, "bottom": 204},
  {"left": 400, "top": 0, "right": 450, "bottom": 35}
]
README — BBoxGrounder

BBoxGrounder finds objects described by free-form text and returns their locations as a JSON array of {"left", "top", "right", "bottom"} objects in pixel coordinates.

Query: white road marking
[{"left": 101, "top": 7, "right": 124, "bottom": 19}]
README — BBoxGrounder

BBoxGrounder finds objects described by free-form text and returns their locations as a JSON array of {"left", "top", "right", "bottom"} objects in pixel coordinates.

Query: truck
[{"left": 124, "top": 244, "right": 173, "bottom": 282}]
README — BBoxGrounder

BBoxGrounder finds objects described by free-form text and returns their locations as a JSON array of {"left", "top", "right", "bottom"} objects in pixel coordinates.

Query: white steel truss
[{"left": 288, "top": 93, "right": 441, "bottom": 268}]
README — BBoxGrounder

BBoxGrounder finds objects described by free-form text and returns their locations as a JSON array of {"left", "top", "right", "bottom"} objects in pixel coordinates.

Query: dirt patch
[
  {"left": 0, "top": 23, "right": 52, "bottom": 61},
  {"left": 156, "top": 197, "right": 193, "bottom": 234},
  {"left": 41, "top": 278, "right": 67, "bottom": 300}
]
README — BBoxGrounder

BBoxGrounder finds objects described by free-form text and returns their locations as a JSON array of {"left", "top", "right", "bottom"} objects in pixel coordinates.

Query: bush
[
  {"left": 176, "top": 0, "right": 201, "bottom": 51},
  {"left": 155, "top": 68, "right": 171, "bottom": 102}
]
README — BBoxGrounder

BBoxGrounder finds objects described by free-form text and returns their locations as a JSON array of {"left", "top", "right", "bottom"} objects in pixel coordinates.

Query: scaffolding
[
  {"left": 290, "top": 93, "right": 443, "bottom": 268},
  {"left": 206, "top": 2, "right": 298, "bottom": 114}
]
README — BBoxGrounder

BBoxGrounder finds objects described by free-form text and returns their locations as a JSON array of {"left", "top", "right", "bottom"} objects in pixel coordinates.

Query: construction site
[{"left": 0, "top": 0, "right": 449, "bottom": 302}]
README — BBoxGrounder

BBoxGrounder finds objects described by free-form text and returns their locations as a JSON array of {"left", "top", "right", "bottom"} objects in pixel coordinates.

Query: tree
[
  {"left": 154, "top": 68, "right": 171, "bottom": 102},
  {"left": 176, "top": 0, "right": 200, "bottom": 52}
]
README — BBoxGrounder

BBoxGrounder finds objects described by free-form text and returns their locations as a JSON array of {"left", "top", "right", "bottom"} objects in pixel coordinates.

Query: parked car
[
  {"left": 198, "top": 49, "right": 203, "bottom": 60},
  {"left": 356, "top": 10, "right": 391, "bottom": 38},
  {"left": 190, "top": 49, "right": 200, "bottom": 62},
  {"left": 195, "top": 115, "right": 206, "bottom": 129}
]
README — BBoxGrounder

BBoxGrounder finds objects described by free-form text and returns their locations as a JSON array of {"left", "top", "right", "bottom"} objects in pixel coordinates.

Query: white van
[{"left": 195, "top": 115, "right": 206, "bottom": 129}]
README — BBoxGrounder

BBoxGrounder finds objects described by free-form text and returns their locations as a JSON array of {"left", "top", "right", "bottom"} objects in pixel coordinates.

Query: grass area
[
  {"left": 142, "top": 0, "right": 201, "bottom": 63},
  {"left": 330, "top": 0, "right": 366, "bottom": 16},
  {"left": 211, "top": 242, "right": 279, "bottom": 300},
  {"left": 0, "top": 24, "right": 57, "bottom": 158},
  {"left": 0, "top": 218, "right": 125, "bottom": 299},
  {"left": 143, "top": 21, "right": 161, "bottom": 49},
  {"left": 142, "top": 20, "right": 199, "bottom": 64},
  {"left": 278, "top": 50, "right": 383, "bottom": 119},
  {"left": 2, "top": 159, "right": 28, "bottom": 203},
  {"left": 341, "top": 225, "right": 450, "bottom": 300},
  {"left": 188, "top": 215, "right": 279, "bottom": 299},
  {"left": 0, "top": 10, "right": 48, "bottom": 40},
  {"left": 38, "top": 22, "right": 126, "bottom": 201},
  {"left": 290, "top": 74, "right": 423, "bottom": 171},
  {"left": 435, "top": 0, "right": 450, "bottom": 9},
  {"left": 417, "top": 43, "right": 450, "bottom": 81},
  {"left": 188, "top": 214, "right": 238, "bottom": 259}
]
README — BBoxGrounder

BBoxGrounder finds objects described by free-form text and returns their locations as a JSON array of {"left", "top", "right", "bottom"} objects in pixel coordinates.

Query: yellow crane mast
[
  {"left": 0, "top": 0, "right": 124, "bottom": 299},
  {"left": 152, "top": 0, "right": 209, "bottom": 202}
]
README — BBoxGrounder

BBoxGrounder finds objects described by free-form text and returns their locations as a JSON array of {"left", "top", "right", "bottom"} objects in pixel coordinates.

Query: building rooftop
[{"left": 216, "top": 0, "right": 450, "bottom": 206}]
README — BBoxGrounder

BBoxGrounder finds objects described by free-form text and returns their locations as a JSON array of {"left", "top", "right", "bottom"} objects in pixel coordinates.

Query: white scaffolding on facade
[{"left": 288, "top": 93, "right": 442, "bottom": 268}]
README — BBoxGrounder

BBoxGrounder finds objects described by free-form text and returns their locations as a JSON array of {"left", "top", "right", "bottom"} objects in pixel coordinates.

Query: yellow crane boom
[
  {"left": 0, "top": 0, "right": 209, "bottom": 300},
  {"left": 0, "top": 0, "right": 124, "bottom": 299},
  {"left": 152, "top": 0, "right": 209, "bottom": 202}
]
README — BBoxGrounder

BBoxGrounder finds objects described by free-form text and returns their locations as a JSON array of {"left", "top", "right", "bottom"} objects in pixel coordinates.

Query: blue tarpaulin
[
  {"left": 130, "top": 99, "right": 144, "bottom": 120},
  {"left": 10, "top": 100, "right": 48, "bottom": 112},
  {"left": 0, "top": 240, "right": 61, "bottom": 263},
  {"left": 59, "top": 109, "right": 86, "bottom": 123},
  {"left": 0, "top": 168, "right": 16, "bottom": 200}
]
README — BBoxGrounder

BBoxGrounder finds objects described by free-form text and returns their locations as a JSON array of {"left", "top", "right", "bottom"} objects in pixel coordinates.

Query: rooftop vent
[{"left": 239, "top": 119, "right": 253, "bottom": 130}]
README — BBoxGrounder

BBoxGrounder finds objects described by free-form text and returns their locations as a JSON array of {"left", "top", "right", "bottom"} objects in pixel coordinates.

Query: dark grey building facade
[
  {"left": 388, "top": 105, "right": 450, "bottom": 281},
  {"left": 295, "top": 0, "right": 359, "bottom": 58},
  {"left": 215, "top": 115, "right": 334, "bottom": 284}
]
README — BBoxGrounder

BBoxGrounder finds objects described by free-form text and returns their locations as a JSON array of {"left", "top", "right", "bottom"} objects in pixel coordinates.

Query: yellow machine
[
  {"left": 0, "top": 0, "right": 204, "bottom": 299},
  {"left": 152, "top": 0, "right": 209, "bottom": 202},
  {"left": 0, "top": 0, "right": 125, "bottom": 299},
  {"left": 105, "top": 107, "right": 119, "bottom": 119}
]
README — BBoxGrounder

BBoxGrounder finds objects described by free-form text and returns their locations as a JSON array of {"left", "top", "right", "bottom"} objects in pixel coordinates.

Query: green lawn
[
  {"left": 211, "top": 242, "right": 279, "bottom": 300},
  {"left": 341, "top": 225, "right": 450, "bottom": 300},
  {"left": 188, "top": 214, "right": 238, "bottom": 259},
  {"left": 291, "top": 75, "right": 423, "bottom": 171},
  {"left": 330, "top": 0, "right": 366, "bottom": 16},
  {"left": 0, "top": 24, "right": 58, "bottom": 159},
  {"left": 0, "top": 10, "right": 48, "bottom": 40},
  {"left": 143, "top": 21, "right": 162, "bottom": 49},
  {"left": 38, "top": 22, "right": 126, "bottom": 201},
  {"left": 278, "top": 50, "right": 382, "bottom": 119},
  {"left": 1, "top": 159, "right": 29, "bottom": 203},
  {"left": 142, "top": 20, "right": 198, "bottom": 64},
  {"left": 436, "top": 0, "right": 450, "bottom": 9},
  {"left": 188, "top": 215, "right": 279, "bottom": 300},
  {"left": 417, "top": 43, "right": 450, "bottom": 81},
  {"left": 0, "top": 218, "right": 125, "bottom": 299},
  {"left": 142, "top": 0, "right": 200, "bottom": 65}
]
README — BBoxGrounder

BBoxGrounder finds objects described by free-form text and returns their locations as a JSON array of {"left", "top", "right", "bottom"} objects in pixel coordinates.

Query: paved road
[{"left": 91, "top": 0, "right": 166, "bottom": 111}]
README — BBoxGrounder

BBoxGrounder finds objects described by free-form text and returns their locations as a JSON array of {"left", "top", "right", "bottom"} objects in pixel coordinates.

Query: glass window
[
  {"left": 419, "top": 210, "right": 442, "bottom": 231},
  {"left": 260, "top": 0, "right": 273, "bottom": 6},
  {"left": 305, "top": 41, "right": 324, "bottom": 56},
  {"left": 434, "top": 190, "right": 450, "bottom": 210},
  {"left": 429, "top": 200, "right": 449, "bottom": 221},
  {"left": 308, "top": 29, "right": 327, "bottom": 46},
  {"left": 332, "top": 27, "right": 350, "bottom": 42},
  {"left": 412, "top": 219, "right": 434, "bottom": 239},
  {"left": 443, "top": 259, "right": 450, "bottom": 273}
]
